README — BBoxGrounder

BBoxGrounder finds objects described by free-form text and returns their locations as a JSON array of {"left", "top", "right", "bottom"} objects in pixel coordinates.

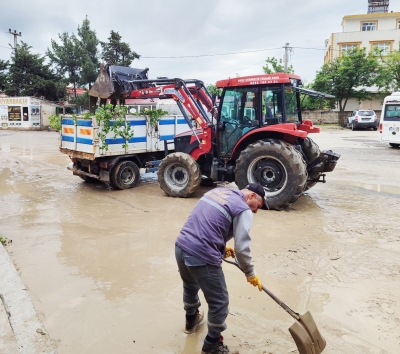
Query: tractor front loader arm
[{"left": 89, "top": 64, "right": 218, "bottom": 155}]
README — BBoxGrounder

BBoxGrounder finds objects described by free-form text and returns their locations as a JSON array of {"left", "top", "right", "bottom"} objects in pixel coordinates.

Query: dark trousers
[{"left": 175, "top": 245, "right": 229, "bottom": 338}]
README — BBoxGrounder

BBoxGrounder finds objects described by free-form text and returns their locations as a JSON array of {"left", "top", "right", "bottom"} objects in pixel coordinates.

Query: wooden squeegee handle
[{"left": 223, "top": 256, "right": 300, "bottom": 321}]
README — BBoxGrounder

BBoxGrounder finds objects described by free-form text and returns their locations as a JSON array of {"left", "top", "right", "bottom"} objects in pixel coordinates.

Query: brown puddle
[{"left": 1, "top": 130, "right": 399, "bottom": 353}]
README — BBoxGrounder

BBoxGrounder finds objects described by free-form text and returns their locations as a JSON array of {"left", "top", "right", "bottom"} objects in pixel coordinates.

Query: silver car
[{"left": 347, "top": 110, "right": 378, "bottom": 131}]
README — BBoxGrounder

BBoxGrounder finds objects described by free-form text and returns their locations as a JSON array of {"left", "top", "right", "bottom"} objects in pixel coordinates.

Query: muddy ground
[{"left": 0, "top": 128, "right": 399, "bottom": 354}]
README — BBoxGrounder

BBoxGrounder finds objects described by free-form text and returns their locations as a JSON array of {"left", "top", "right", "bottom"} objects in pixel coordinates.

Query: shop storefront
[{"left": 0, "top": 97, "right": 41, "bottom": 128}]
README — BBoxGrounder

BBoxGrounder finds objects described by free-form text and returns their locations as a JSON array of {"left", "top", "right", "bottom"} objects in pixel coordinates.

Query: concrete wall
[
  {"left": 302, "top": 111, "right": 339, "bottom": 124},
  {"left": 40, "top": 103, "right": 58, "bottom": 128}
]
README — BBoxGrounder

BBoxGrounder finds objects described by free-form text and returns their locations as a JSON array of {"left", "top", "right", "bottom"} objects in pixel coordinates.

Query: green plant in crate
[
  {"left": 49, "top": 114, "right": 62, "bottom": 131},
  {"left": 83, "top": 104, "right": 133, "bottom": 151},
  {"left": 134, "top": 108, "right": 168, "bottom": 128}
]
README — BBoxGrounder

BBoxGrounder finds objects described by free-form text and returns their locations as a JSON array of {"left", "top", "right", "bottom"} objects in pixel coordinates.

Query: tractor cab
[{"left": 216, "top": 74, "right": 302, "bottom": 156}]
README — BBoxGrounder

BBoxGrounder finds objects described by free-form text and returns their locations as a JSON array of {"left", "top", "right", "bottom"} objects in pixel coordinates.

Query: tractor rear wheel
[
  {"left": 158, "top": 152, "right": 201, "bottom": 197},
  {"left": 235, "top": 140, "right": 307, "bottom": 210},
  {"left": 301, "top": 137, "right": 321, "bottom": 191}
]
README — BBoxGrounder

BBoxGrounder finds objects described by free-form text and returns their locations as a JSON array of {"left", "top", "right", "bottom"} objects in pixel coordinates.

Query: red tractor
[{"left": 89, "top": 65, "right": 340, "bottom": 210}]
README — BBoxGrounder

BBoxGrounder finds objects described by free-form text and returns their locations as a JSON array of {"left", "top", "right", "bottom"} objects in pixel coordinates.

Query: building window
[
  {"left": 362, "top": 22, "right": 377, "bottom": 31},
  {"left": 341, "top": 44, "right": 358, "bottom": 55},
  {"left": 372, "top": 42, "right": 391, "bottom": 55}
]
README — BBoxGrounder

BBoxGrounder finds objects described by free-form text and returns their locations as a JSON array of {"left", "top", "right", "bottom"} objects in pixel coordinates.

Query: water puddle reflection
[{"left": 349, "top": 182, "right": 400, "bottom": 195}]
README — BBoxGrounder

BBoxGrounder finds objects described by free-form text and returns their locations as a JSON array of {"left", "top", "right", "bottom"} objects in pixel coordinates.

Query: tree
[
  {"left": 0, "top": 59, "right": 8, "bottom": 92},
  {"left": 4, "top": 42, "right": 65, "bottom": 101},
  {"left": 263, "top": 57, "right": 294, "bottom": 74},
  {"left": 206, "top": 84, "right": 222, "bottom": 96},
  {"left": 47, "top": 32, "right": 84, "bottom": 98},
  {"left": 77, "top": 17, "right": 99, "bottom": 89},
  {"left": 100, "top": 31, "right": 140, "bottom": 66},
  {"left": 376, "top": 49, "right": 400, "bottom": 92},
  {"left": 313, "top": 48, "right": 380, "bottom": 126}
]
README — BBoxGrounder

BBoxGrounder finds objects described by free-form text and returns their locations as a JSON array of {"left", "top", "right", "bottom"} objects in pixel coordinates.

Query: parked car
[{"left": 347, "top": 110, "right": 378, "bottom": 131}]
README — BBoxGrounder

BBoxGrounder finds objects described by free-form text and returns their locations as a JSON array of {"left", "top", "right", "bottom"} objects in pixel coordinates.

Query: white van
[{"left": 379, "top": 92, "right": 400, "bottom": 148}]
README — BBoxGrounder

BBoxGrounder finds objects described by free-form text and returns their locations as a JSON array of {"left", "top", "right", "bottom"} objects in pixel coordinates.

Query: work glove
[
  {"left": 247, "top": 275, "right": 262, "bottom": 291},
  {"left": 224, "top": 246, "right": 235, "bottom": 259}
]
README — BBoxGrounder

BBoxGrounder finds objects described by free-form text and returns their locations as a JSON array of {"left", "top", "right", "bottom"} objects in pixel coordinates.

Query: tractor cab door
[{"left": 218, "top": 87, "right": 260, "bottom": 155}]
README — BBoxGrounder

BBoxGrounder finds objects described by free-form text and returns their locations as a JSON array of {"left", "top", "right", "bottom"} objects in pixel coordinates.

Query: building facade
[
  {"left": 0, "top": 97, "right": 62, "bottom": 130},
  {"left": 324, "top": 11, "right": 400, "bottom": 111}
]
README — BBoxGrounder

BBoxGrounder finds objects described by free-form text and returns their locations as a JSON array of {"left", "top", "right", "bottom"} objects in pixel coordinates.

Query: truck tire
[
  {"left": 110, "top": 160, "right": 140, "bottom": 190},
  {"left": 301, "top": 137, "right": 321, "bottom": 191},
  {"left": 235, "top": 140, "right": 307, "bottom": 210},
  {"left": 158, "top": 152, "right": 201, "bottom": 197}
]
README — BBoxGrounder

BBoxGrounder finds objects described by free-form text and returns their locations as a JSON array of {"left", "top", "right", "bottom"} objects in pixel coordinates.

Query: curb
[{"left": 0, "top": 244, "right": 57, "bottom": 354}]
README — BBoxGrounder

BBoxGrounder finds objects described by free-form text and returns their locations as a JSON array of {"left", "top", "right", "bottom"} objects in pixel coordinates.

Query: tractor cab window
[
  {"left": 284, "top": 86, "right": 300, "bottom": 123},
  {"left": 219, "top": 87, "right": 259, "bottom": 155},
  {"left": 262, "top": 86, "right": 283, "bottom": 125}
]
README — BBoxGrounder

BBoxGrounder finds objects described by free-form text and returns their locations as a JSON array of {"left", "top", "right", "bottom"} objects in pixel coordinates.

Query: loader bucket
[{"left": 89, "top": 63, "right": 114, "bottom": 99}]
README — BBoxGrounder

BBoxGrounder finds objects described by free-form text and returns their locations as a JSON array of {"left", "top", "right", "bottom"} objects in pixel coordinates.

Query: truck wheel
[
  {"left": 110, "top": 161, "right": 140, "bottom": 190},
  {"left": 235, "top": 140, "right": 307, "bottom": 210},
  {"left": 158, "top": 152, "right": 201, "bottom": 197},
  {"left": 79, "top": 175, "right": 98, "bottom": 183},
  {"left": 301, "top": 137, "right": 321, "bottom": 191}
]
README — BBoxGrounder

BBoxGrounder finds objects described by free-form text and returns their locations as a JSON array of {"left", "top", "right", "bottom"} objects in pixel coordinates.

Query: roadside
[{"left": 0, "top": 243, "right": 56, "bottom": 354}]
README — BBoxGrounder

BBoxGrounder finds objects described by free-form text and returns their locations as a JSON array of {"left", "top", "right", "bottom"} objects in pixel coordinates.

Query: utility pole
[
  {"left": 283, "top": 43, "right": 290, "bottom": 73},
  {"left": 8, "top": 29, "right": 22, "bottom": 54}
]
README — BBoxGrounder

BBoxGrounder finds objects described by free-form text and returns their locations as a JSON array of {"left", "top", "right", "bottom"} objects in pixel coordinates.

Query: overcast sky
[{"left": 0, "top": 0, "right": 398, "bottom": 86}]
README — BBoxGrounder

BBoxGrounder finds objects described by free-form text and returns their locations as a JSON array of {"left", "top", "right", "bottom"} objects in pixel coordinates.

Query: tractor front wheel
[
  {"left": 235, "top": 140, "right": 307, "bottom": 210},
  {"left": 158, "top": 152, "right": 201, "bottom": 197}
]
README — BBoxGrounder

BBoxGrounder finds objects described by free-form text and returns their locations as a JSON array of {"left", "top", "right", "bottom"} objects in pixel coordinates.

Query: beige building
[
  {"left": 324, "top": 11, "right": 400, "bottom": 111},
  {"left": 0, "top": 96, "right": 62, "bottom": 130}
]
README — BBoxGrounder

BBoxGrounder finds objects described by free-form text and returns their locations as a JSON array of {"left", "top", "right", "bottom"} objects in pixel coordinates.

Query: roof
[
  {"left": 216, "top": 73, "right": 301, "bottom": 88},
  {"left": 343, "top": 12, "right": 400, "bottom": 20}
]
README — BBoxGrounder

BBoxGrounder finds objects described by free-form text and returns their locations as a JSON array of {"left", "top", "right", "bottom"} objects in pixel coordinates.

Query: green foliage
[
  {"left": 0, "top": 236, "right": 8, "bottom": 245},
  {"left": 300, "top": 84, "right": 334, "bottom": 111},
  {"left": 375, "top": 49, "right": 400, "bottom": 92},
  {"left": 313, "top": 47, "right": 380, "bottom": 126},
  {"left": 5, "top": 42, "right": 65, "bottom": 101},
  {"left": 206, "top": 84, "right": 222, "bottom": 96},
  {"left": 47, "top": 32, "right": 84, "bottom": 98},
  {"left": 132, "top": 108, "right": 168, "bottom": 128},
  {"left": 263, "top": 57, "right": 294, "bottom": 74},
  {"left": 0, "top": 59, "right": 8, "bottom": 92},
  {"left": 70, "top": 91, "right": 89, "bottom": 110},
  {"left": 77, "top": 17, "right": 99, "bottom": 88},
  {"left": 49, "top": 114, "right": 62, "bottom": 131},
  {"left": 100, "top": 31, "right": 140, "bottom": 66},
  {"left": 84, "top": 104, "right": 133, "bottom": 150}
]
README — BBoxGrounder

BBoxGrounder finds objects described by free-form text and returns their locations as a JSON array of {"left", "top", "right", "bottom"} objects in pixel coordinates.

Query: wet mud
[{"left": 0, "top": 129, "right": 399, "bottom": 353}]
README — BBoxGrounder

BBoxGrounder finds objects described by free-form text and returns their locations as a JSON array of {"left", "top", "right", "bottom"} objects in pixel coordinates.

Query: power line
[{"left": 141, "top": 47, "right": 283, "bottom": 58}]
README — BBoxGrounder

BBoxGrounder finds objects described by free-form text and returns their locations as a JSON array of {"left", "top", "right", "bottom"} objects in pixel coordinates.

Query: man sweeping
[{"left": 175, "top": 183, "right": 265, "bottom": 354}]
